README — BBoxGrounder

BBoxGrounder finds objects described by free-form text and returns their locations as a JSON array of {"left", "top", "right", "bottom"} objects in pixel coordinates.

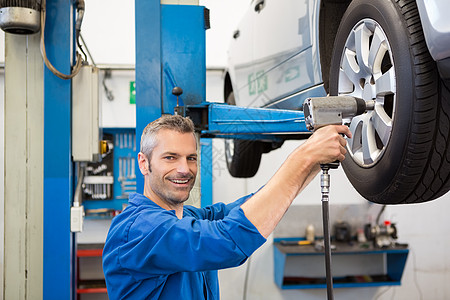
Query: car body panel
[
  {"left": 228, "top": 0, "right": 324, "bottom": 109},
  {"left": 227, "top": 5, "right": 254, "bottom": 102},
  {"left": 416, "top": 0, "right": 450, "bottom": 62}
]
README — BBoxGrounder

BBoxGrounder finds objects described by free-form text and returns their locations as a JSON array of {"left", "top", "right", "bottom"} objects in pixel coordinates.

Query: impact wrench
[{"left": 303, "top": 96, "right": 374, "bottom": 300}]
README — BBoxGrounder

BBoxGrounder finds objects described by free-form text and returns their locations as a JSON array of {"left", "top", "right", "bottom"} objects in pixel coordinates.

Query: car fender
[{"left": 416, "top": 0, "right": 450, "bottom": 61}]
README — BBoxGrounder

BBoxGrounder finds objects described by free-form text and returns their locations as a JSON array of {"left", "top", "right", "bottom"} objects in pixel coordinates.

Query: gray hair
[{"left": 140, "top": 114, "right": 195, "bottom": 160}]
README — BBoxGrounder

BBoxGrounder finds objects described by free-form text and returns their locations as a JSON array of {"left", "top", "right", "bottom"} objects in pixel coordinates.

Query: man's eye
[
  {"left": 188, "top": 157, "right": 197, "bottom": 162},
  {"left": 164, "top": 156, "right": 175, "bottom": 160}
]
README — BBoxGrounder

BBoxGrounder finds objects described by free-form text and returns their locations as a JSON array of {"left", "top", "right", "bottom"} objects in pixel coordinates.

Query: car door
[
  {"left": 250, "top": 0, "right": 318, "bottom": 108},
  {"left": 226, "top": 1, "right": 255, "bottom": 106}
]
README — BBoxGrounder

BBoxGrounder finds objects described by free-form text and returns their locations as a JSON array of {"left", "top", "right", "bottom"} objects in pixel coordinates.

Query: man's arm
[
  {"left": 184, "top": 193, "right": 254, "bottom": 221},
  {"left": 241, "top": 125, "right": 351, "bottom": 238}
]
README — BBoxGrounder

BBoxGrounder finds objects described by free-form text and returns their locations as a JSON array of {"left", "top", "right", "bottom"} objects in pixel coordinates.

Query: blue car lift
[{"left": 186, "top": 102, "right": 309, "bottom": 140}]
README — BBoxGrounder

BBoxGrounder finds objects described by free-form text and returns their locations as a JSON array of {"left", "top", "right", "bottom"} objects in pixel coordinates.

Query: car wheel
[
  {"left": 224, "top": 92, "right": 263, "bottom": 178},
  {"left": 329, "top": 0, "right": 450, "bottom": 204}
]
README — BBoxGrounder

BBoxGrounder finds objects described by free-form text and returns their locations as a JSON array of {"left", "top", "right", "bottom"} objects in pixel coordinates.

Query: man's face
[{"left": 143, "top": 129, "right": 197, "bottom": 207}]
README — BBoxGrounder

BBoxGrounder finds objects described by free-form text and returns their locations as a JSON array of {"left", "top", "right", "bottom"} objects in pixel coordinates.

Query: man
[{"left": 103, "top": 114, "right": 351, "bottom": 299}]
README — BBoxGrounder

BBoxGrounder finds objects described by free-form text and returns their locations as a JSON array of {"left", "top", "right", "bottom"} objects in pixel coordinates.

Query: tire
[
  {"left": 224, "top": 92, "right": 263, "bottom": 178},
  {"left": 329, "top": 0, "right": 450, "bottom": 204}
]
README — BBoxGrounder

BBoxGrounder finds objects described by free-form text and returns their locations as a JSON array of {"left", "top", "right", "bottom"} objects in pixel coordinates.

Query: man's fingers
[
  {"left": 336, "top": 124, "right": 352, "bottom": 139},
  {"left": 339, "top": 144, "right": 347, "bottom": 160},
  {"left": 305, "top": 125, "right": 353, "bottom": 164},
  {"left": 338, "top": 135, "right": 347, "bottom": 147}
]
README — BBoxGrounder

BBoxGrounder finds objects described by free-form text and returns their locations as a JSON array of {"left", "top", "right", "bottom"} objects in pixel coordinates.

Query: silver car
[{"left": 224, "top": 0, "right": 450, "bottom": 205}]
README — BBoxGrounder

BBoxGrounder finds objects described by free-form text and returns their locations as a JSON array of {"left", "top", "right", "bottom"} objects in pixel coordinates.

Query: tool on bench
[{"left": 303, "top": 96, "right": 374, "bottom": 300}]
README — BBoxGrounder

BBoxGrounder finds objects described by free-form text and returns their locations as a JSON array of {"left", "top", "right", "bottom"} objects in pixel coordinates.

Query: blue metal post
[
  {"left": 161, "top": 5, "right": 206, "bottom": 112},
  {"left": 386, "top": 250, "right": 409, "bottom": 282},
  {"left": 135, "top": 0, "right": 162, "bottom": 193},
  {"left": 43, "top": 0, "right": 74, "bottom": 299},
  {"left": 200, "top": 138, "right": 213, "bottom": 207},
  {"left": 135, "top": 3, "right": 209, "bottom": 201}
]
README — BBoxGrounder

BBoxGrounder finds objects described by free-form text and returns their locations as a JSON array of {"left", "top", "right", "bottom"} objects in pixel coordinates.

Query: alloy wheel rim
[
  {"left": 338, "top": 18, "right": 396, "bottom": 167},
  {"left": 224, "top": 139, "right": 234, "bottom": 166}
]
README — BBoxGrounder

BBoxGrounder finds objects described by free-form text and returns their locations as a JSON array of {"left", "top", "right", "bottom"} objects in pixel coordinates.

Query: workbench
[{"left": 273, "top": 239, "right": 409, "bottom": 289}]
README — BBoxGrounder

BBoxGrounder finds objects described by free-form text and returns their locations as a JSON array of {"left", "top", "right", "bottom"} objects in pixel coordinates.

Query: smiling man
[
  {"left": 102, "top": 114, "right": 351, "bottom": 299},
  {"left": 140, "top": 124, "right": 198, "bottom": 218}
]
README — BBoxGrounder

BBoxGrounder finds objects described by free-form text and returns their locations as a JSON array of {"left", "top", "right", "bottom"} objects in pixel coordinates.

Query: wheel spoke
[
  {"left": 354, "top": 23, "right": 371, "bottom": 74},
  {"left": 347, "top": 113, "right": 379, "bottom": 166},
  {"left": 371, "top": 104, "right": 392, "bottom": 146},
  {"left": 368, "top": 26, "right": 388, "bottom": 74},
  {"left": 338, "top": 68, "right": 354, "bottom": 94},
  {"left": 375, "top": 68, "right": 395, "bottom": 96},
  {"left": 340, "top": 49, "right": 362, "bottom": 94},
  {"left": 362, "top": 113, "right": 380, "bottom": 165},
  {"left": 347, "top": 114, "right": 364, "bottom": 154},
  {"left": 224, "top": 139, "right": 234, "bottom": 165}
]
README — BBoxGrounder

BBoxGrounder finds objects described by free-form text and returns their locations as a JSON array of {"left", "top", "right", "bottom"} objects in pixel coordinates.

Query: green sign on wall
[{"left": 130, "top": 81, "right": 136, "bottom": 104}]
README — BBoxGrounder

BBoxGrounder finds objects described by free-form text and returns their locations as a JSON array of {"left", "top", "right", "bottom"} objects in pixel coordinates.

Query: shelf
[
  {"left": 77, "top": 243, "right": 104, "bottom": 257},
  {"left": 77, "top": 279, "right": 107, "bottom": 294},
  {"left": 273, "top": 240, "right": 409, "bottom": 289},
  {"left": 77, "top": 248, "right": 103, "bottom": 257},
  {"left": 77, "top": 243, "right": 107, "bottom": 297},
  {"left": 77, "top": 243, "right": 104, "bottom": 256}
]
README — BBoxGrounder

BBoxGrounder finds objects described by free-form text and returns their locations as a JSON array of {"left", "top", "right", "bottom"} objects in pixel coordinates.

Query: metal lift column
[
  {"left": 135, "top": 0, "right": 210, "bottom": 205},
  {"left": 43, "top": 0, "right": 74, "bottom": 298}
]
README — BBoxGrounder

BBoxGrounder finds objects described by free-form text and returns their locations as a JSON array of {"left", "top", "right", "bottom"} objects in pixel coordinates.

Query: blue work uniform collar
[{"left": 128, "top": 192, "right": 183, "bottom": 217}]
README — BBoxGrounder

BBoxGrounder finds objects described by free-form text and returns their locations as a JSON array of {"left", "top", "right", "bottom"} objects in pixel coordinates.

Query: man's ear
[{"left": 138, "top": 152, "right": 150, "bottom": 175}]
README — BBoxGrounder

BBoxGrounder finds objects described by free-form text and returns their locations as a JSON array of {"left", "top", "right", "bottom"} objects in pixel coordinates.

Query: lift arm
[{"left": 187, "top": 102, "right": 311, "bottom": 141}]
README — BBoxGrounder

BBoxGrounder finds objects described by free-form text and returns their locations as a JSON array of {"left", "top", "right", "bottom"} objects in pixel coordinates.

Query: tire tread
[{"left": 394, "top": 0, "right": 450, "bottom": 203}]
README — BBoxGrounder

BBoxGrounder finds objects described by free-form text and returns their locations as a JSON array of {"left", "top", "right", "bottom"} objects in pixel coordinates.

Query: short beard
[{"left": 155, "top": 188, "right": 190, "bottom": 207}]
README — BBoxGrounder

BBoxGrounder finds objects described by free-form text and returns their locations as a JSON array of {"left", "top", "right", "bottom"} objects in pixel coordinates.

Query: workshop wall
[
  {"left": 98, "top": 70, "right": 136, "bottom": 128},
  {"left": 81, "top": 0, "right": 135, "bottom": 65}
]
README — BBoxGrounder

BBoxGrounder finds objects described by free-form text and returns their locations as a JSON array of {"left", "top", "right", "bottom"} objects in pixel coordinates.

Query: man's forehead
[{"left": 154, "top": 129, "right": 197, "bottom": 152}]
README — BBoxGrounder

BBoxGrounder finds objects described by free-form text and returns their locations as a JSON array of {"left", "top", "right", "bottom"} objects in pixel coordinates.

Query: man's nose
[{"left": 176, "top": 158, "right": 191, "bottom": 174}]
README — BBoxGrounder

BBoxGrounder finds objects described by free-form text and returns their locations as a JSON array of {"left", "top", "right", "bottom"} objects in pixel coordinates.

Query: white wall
[
  {"left": 81, "top": 0, "right": 249, "bottom": 67},
  {"left": 99, "top": 70, "right": 136, "bottom": 128},
  {"left": 201, "top": 0, "right": 250, "bottom": 67},
  {"left": 82, "top": 0, "right": 135, "bottom": 65}
]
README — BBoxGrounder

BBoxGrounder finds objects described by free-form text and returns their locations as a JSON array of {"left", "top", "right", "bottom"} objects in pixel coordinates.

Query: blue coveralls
[{"left": 102, "top": 192, "right": 266, "bottom": 299}]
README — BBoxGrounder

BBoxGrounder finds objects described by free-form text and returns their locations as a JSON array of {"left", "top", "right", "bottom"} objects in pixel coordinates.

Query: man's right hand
[
  {"left": 240, "top": 124, "right": 352, "bottom": 238},
  {"left": 298, "top": 124, "right": 352, "bottom": 166}
]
